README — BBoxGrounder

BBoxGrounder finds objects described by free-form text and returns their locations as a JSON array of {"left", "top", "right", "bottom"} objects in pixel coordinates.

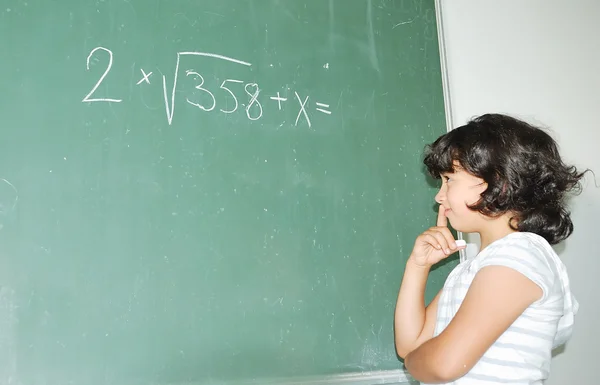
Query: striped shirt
[{"left": 423, "top": 232, "right": 578, "bottom": 385}]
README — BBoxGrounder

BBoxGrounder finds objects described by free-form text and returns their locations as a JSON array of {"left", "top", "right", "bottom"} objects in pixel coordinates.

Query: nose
[{"left": 435, "top": 182, "right": 447, "bottom": 204}]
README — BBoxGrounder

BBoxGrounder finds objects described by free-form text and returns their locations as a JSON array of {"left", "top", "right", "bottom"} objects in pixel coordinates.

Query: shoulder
[
  {"left": 482, "top": 232, "right": 557, "bottom": 264},
  {"left": 474, "top": 232, "right": 559, "bottom": 301}
]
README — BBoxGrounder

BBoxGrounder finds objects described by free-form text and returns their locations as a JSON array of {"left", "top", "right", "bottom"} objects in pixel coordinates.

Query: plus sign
[{"left": 269, "top": 92, "right": 287, "bottom": 111}]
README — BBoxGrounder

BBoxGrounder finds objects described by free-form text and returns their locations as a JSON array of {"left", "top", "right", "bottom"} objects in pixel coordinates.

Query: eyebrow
[{"left": 441, "top": 170, "right": 458, "bottom": 176}]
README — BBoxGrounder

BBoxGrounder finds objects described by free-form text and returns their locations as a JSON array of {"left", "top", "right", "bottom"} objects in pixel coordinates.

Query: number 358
[{"left": 184, "top": 71, "right": 263, "bottom": 121}]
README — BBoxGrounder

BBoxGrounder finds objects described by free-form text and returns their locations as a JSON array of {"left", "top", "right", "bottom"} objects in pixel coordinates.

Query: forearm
[
  {"left": 405, "top": 339, "right": 448, "bottom": 383},
  {"left": 394, "top": 259, "right": 431, "bottom": 357}
]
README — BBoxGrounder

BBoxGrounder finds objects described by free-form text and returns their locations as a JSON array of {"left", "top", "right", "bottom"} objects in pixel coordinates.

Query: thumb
[{"left": 437, "top": 205, "right": 448, "bottom": 227}]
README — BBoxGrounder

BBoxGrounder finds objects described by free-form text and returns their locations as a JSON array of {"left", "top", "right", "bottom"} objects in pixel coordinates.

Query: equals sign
[{"left": 316, "top": 102, "right": 332, "bottom": 115}]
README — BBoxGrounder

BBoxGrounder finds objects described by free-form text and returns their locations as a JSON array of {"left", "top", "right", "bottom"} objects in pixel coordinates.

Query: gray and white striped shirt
[{"left": 424, "top": 232, "right": 578, "bottom": 385}]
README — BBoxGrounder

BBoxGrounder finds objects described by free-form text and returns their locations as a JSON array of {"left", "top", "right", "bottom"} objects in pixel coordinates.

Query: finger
[
  {"left": 435, "top": 226, "right": 458, "bottom": 250},
  {"left": 423, "top": 230, "right": 451, "bottom": 254},
  {"left": 420, "top": 233, "right": 444, "bottom": 252},
  {"left": 436, "top": 205, "right": 448, "bottom": 227}
]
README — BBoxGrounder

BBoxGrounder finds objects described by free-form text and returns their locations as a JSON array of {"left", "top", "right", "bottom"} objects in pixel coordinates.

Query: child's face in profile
[{"left": 435, "top": 162, "right": 487, "bottom": 233}]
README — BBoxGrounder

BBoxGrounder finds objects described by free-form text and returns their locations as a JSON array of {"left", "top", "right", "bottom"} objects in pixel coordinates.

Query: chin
[{"left": 448, "top": 221, "right": 472, "bottom": 233}]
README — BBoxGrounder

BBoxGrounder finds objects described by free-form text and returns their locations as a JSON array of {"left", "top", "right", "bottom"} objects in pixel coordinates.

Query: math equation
[{"left": 81, "top": 47, "right": 332, "bottom": 128}]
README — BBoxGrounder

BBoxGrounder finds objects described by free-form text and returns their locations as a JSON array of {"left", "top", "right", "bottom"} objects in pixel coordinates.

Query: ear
[
  {"left": 508, "top": 213, "right": 520, "bottom": 230},
  {"left": 475, "top": 180, "right": 488, "bottom": 195}
]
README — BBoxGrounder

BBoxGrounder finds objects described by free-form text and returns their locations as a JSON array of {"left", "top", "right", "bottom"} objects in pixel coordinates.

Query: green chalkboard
[{"left": 0, "top": 0, "right": 455, "bottom": 383}]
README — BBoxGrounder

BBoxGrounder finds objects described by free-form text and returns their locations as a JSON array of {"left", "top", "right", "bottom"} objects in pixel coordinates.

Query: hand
[{"left": 409, "top": 206, "right": 466, "bottom": 268}]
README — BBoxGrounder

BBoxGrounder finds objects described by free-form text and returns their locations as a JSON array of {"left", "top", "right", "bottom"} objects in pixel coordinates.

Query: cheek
[
  {"left": 464, "top": 191, "right": 482, "bottom": 206},
  {"left": 449, "top": 187, "right": 481, "bottom": 209}
]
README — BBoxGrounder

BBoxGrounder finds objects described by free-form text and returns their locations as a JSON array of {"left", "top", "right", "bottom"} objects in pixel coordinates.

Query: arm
[
  {"left": 394, "top": 260, "right": 441, "bottom": 358},
  {"left": 395, "top": 206, "right": 464, "bottom": 358},
  {"left": 404, "top": 265, "right": 543, "bottom": 383}
]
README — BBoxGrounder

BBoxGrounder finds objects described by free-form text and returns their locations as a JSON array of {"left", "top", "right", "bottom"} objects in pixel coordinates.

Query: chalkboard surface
[{"left": 0, "top": 0, "right": 455, "bottom": 383}]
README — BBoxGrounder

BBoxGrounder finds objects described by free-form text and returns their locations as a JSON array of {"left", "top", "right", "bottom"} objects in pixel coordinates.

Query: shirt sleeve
[{"left": 476, "top": 241, "right": 555, "bottom": 302}]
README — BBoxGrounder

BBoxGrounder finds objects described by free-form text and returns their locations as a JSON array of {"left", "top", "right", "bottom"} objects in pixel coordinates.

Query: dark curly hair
[{"left": 423, "top": 113, "right": 589, "bottom": 245}]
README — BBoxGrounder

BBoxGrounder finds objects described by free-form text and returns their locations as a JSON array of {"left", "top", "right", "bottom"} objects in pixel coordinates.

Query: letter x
[
  {"left": 136, "top": 69, "right": 153, "bottom": 85},
  {"left": 294, "top": 92, "right": 312, "bottom": 128}
]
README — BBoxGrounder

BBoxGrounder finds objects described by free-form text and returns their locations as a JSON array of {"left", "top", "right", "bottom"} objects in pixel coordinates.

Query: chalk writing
[
  {"left": 82, "top": 47, "right": 122, "bottom": 103},
  {"left": 82, "top": 47, "right": 332, "bottom": 127},
  {"left": 136, "top": 69, "right": 152, "bottom": 85},
  {"left": 219, "top": 79, "right": 244, "bottom": 114},
  {"left": 270, "top": 93, "right": 287, "bottom": 111},
  {"left": 316, "top": 102, "right": 331, "bottom": 115},
  {"left": 294, "top": 92, "right": 311, "bottom": 128},
  {"left": 186, "top": 70, "right": 216, "bottom": 112},
  {"left": 244, "top": 83, "right": 263, "bottom": 121}
]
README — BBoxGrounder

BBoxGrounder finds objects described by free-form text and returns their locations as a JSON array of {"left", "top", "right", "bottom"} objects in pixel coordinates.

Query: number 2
[{"left": 82, "top": 47, "right": 122, "bottom": 103}]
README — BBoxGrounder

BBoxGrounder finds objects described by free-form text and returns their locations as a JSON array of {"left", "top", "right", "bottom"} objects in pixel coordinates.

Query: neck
[{"left": 478, "top": 214, "right": 517, "bottom": 251}]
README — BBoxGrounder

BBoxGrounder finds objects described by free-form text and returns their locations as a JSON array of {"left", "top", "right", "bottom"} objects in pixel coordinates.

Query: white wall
[{"left": 438, "top": 1, "right": 600, "bottom": 383}]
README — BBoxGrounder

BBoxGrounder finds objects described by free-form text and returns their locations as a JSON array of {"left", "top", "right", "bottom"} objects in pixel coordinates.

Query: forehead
[
  {"left": 443, "top": 161, "right": 482, "bottom": 180},
  {"left": 440, "top": 160, "right": 465, "bottom": 174}
]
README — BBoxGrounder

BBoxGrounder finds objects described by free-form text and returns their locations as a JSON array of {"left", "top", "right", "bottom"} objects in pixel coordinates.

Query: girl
[{"left": 394, "top": 113, "right": 587, "bottom": 384}]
